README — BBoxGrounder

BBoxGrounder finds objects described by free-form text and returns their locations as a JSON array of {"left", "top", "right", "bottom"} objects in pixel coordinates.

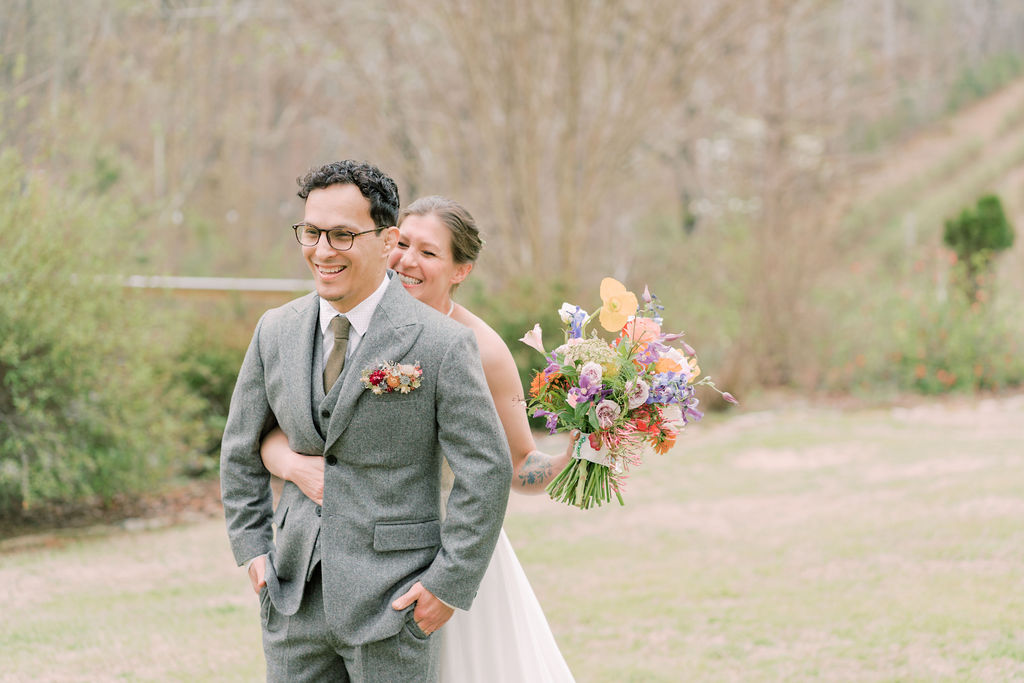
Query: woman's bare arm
[
  {"left": 260, "top": 427, "right": 325, "bottom": 506},
  {"left": 476, "top": 329, "right": 574, "bottom": 494}
]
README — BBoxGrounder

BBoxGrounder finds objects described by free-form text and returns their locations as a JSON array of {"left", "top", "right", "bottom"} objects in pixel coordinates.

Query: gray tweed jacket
[{"left": 220, "top": 275, "right": 511, "bottom": 646}]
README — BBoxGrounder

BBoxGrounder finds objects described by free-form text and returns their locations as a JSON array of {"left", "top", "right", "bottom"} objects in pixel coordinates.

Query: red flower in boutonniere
[{"left": 360, "top": 361, "right": 423, "bottom": 395}]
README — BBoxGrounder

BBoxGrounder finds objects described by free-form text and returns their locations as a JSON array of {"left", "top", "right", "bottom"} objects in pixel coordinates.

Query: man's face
[{"left": 301, "top": 183, "right": 397, "bottom": 313}]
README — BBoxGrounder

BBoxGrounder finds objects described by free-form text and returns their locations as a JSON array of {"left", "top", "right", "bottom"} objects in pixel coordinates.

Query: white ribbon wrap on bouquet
[{"left": 572, "top": 434, "right": 611, "bottom": 467}]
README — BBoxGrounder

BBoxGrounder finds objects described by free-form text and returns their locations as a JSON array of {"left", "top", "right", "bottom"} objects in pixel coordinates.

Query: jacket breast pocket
[
  {"left": 373, "top": 519, "right": 441, "bottom": 552},
  {"left": 353, "top": 394, "right": 433, "bottom": 455}
]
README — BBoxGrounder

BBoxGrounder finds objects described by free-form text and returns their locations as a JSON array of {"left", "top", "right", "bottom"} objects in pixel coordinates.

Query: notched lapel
[{"left": 277, "top": 293, "right": 326, "bottom": 453}]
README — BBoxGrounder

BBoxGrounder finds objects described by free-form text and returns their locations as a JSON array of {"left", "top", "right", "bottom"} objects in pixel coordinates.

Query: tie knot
[{"left": 329, "top": 315, "right": 350, "bottom": 341}]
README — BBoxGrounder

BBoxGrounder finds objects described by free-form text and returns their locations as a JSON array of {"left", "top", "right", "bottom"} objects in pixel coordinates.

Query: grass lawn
[{"left": 2, "top": 395, "right": 1022, "bottom": 681}]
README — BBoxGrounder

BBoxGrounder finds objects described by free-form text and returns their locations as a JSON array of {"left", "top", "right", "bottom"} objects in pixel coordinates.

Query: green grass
[
  {"left": 2, "top": 397, "right": 1023, "bottom": 681},
  {"left": 507, "top": 400, "right": 1024, "bottom": 681}
]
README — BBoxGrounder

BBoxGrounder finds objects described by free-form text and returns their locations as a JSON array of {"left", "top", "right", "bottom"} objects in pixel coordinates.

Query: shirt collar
[{"left": 318, "top": 272, "right": 391, "bottom": 338}]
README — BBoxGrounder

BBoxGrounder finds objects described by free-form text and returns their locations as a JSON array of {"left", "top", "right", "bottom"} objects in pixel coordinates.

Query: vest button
[
  {"left": 321, "top": 408, "right": 330, "bottom": 418},
  {"left": 315, "top": 506, "right": 322, "bottom": 517},
  {"left": 325, "top": 454, "right": 338, "bottom": 466}
]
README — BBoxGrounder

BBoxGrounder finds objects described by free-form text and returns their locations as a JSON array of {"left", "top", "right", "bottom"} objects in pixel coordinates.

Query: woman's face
[{"left": 388, "top": 213, "right": 472, "bottom": 311}]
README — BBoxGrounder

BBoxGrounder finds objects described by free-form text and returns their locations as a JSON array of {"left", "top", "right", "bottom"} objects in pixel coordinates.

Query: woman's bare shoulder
[{"left": 453, "top": 306, "right": 516, "bottom": 371}]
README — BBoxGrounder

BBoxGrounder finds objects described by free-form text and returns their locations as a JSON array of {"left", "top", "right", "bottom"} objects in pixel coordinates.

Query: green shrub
[
  {"left": 943, "top": 194, "right": 1015, "bottom": 301},
  {"left": 820, "top": 256, "right": 1024, "bottom": 396},
  {"left": 0, "top": 149, "right": 197, "bottom": 516},
  {"left": 171, "top": 323, "right": 247, "bottom": 476},
  {"left": 888, "top": 295, "right": 1024, "bottom": 394}
]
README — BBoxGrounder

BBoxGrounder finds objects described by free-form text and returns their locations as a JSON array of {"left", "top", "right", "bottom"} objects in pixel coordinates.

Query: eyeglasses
[{"left": 292, "top": 223, "right": 380, "bottom": 251}]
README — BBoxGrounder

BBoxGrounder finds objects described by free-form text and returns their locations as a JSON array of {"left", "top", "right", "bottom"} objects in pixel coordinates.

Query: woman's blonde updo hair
[{"left": 398, "top": 196, "right": 484, "bottom": 265}]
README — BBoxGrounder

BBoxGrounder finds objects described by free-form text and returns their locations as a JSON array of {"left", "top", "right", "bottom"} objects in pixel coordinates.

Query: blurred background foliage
[{"left": 1, "top": 0, "right": 1023, "bottom": 518}]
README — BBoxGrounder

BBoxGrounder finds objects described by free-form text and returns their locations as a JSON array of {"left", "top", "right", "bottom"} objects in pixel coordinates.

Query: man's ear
[
  {"left": 451, "top": 262, "right": 473, "bottom": 285},
  {"left": 382, "top": 226, "right": 400, "bottom": 255}
]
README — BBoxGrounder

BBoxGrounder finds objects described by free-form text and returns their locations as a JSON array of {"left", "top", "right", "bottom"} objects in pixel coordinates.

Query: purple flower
[
  {"left": 647, "top": 372, "right": 695, "bottom": 405},
  {"left": 636, "top": 341, "right": 668, "bottom": 366},
  {"left": 566, "top": 387, "right": 586, "bottom": 408},
  {"left": 578, "top": 361, "right": 603, "bottom": 389},
  {"left": 558, "top": 303, "right": 588, "bottom": 339},
  {"left": 544, "top": 353, "right": 561, "bottom": 375},
  {"left": 595, "top": 399, "right": 621, "bottom": 430},
  {"left": 532, "top": 408, "right": 560, "bottom": 434}
]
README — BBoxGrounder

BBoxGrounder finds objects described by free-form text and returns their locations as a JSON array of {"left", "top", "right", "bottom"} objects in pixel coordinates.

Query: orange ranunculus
[
  {"left": 621, "top": 316, "right": 661, "bottom": 343},
  {"left": 654, "top": 347, "right": 686, "bottom": 374},
  {"left": 599, "top": 278, "right": 638, "bottom": 332},
  {"left": 386, "top": 374, "right": 401, "bottom": 389}
]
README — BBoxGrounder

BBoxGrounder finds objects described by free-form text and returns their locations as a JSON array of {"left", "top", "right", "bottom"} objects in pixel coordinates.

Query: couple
[{"left": 220, "top": 159, "right": 576, "bottom": 682}]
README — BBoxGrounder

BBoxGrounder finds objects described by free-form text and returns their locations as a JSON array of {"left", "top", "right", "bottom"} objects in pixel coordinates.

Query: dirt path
[{"left": 855, "top": 78, "right": 1024, "bottom": 204}]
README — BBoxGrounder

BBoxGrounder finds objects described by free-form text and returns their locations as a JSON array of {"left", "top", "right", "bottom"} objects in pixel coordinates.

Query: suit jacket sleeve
[
  {"left": 418, "top": 329, "right": 513, "bottom": 609},
  {"left": 220, "top": 313, "right": 278, "bottom": 566}
]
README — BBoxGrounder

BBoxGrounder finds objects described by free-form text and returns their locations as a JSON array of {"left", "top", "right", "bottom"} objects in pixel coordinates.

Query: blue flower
[{"left": 559, "top": 303, "right": 588, "bottom": 339}]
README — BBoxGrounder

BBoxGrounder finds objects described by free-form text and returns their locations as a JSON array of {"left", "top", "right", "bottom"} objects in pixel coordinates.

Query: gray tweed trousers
[{"left": 260, "top": 566, "right": 440, "bottom": 682}]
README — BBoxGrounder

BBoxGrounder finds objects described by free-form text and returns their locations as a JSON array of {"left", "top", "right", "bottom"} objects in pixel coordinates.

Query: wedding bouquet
[{"left": 521, "top": 278, "right": 736, "bottom": 509}]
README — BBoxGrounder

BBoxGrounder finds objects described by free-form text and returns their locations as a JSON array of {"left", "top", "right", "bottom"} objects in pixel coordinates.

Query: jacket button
[
  {"left": 325, "top": 455, "right": 338, "bottom": 466},
  {"left": 321, "top": 408, "right": 330, "bottom": 418},
  {"left": 315, "top": 506, "right": 322, "bottom": 517}
]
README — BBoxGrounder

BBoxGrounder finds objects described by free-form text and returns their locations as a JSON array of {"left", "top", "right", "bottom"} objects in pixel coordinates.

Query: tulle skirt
[{"left": 438, "top": 528, "right": 575, "bottom": 682}]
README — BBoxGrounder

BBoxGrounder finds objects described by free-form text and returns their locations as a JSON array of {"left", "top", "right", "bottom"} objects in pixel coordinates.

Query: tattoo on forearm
[{"left": 517, "top": 453, "right": 553, "bottom": 487}]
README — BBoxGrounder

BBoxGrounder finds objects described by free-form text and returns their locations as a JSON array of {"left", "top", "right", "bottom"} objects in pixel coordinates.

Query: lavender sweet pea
[{"left": 532, "top": 408, "right": 560, "bottom": 434}]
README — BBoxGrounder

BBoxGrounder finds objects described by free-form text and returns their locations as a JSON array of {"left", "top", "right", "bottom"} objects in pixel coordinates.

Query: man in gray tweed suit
[{"left": 220, "top": 160, "right": 512, "bottom": 681}]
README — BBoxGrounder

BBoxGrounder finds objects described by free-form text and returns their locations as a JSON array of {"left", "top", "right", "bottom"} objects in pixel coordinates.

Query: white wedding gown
[{"left": 438, "top": 463, "right": 575, "bottom": 682}]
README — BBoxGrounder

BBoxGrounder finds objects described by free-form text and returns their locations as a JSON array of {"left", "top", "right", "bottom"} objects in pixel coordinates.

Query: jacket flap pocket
[{"left": 373, "top": 519, "right": 441, "bottom": 552}]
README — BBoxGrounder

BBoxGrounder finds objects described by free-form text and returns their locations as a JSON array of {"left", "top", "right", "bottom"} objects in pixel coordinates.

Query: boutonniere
[{"left": 361, "top": 361, "right": 424, "bottom": 395}]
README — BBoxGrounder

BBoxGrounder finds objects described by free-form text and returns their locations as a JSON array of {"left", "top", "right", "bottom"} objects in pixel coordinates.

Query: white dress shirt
[{"left": 318, "top": 272, "right": 392, "bottom": 366}]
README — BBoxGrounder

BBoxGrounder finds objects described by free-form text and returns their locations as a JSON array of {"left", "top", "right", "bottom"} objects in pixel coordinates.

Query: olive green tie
[{"left": 323, "top": 315, "right": 351, "bottom": 392}]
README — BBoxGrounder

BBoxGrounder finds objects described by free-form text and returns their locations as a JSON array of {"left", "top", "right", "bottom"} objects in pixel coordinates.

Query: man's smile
[{"left": 316, "top": 264, "right": 347, "bottom": 279}]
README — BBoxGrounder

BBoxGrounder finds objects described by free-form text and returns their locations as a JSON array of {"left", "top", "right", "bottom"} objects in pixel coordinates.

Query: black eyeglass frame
[{"left": 291, "top": 222, "right": 381, "bottom": 251}]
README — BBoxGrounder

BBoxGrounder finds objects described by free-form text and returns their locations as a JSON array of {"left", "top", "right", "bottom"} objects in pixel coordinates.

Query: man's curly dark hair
[{"left": 296, "top": 160, "right": 400, "bottom": 230}]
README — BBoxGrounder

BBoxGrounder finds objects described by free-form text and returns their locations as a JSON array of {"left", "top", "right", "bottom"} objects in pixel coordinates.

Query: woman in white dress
[{"left": 260, "top": 195, "right": 576, "bottom": 682}]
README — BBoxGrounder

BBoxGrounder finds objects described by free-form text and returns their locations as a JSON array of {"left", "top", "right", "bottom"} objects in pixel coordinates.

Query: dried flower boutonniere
[{"left": 360, "top": 361, "right": 423, "bottom": 395}]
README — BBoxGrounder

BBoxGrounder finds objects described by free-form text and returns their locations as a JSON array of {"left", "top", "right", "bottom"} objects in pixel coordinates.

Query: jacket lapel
[
  {"left": 282, "top": 293, "right": 326, "bottom": 454},
  {"left": 323, "top": 276, "right": 423, "bottom": 453}
]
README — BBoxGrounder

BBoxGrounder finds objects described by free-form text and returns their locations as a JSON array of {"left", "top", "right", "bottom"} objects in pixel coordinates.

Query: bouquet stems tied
[{"left": 544, "top": 436, "right": 625, "bottom": 509}]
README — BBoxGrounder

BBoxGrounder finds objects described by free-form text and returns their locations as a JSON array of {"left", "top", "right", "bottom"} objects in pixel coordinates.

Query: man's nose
[{"left": 315, "top": 233, "right": 340, "bottom": 258}]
